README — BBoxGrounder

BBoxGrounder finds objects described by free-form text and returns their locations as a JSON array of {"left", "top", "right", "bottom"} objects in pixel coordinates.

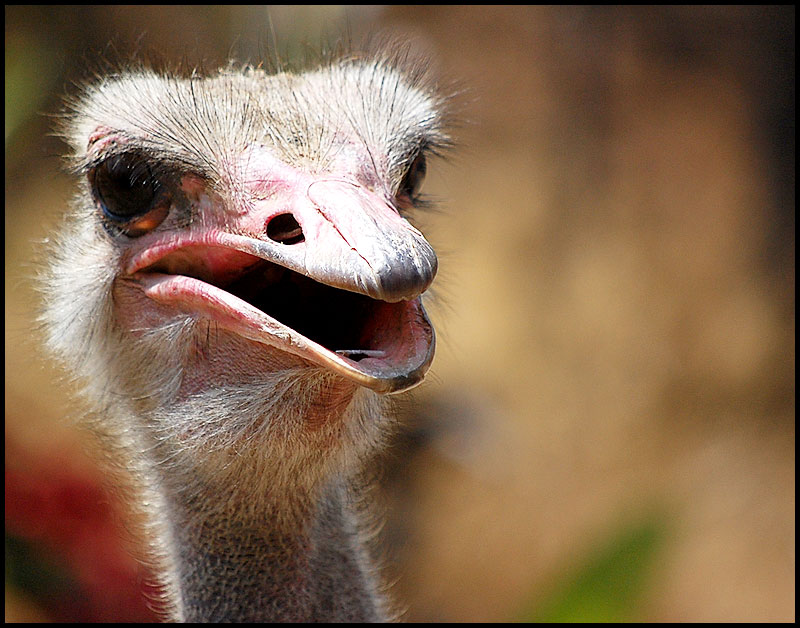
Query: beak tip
[{"left": 370, "top": 254, "right": 438, "bottom": 302}]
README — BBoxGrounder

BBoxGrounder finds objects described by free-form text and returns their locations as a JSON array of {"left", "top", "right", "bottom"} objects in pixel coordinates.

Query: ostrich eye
[
  {"left": 92, "top": 153, "right": 168, "bottom": 237},
  {"left": 399, "top": 153, "right": 427, "bottom": 200}
]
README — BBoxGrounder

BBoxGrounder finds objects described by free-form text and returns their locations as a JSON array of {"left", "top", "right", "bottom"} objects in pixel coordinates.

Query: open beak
[{"left": 124, "top": 176, "right": 438, "bottom": 394}]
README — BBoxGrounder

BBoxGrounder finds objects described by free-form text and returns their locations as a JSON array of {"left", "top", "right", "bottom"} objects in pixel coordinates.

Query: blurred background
[{"left": 5, "top": 5, "right": 794, "bottom": 622}]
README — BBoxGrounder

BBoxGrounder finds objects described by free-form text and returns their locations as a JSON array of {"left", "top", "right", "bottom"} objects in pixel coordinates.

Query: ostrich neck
[
  {"left": 138, "top": 378, "right": 389, "bottom": 623},
  {"left": 164, "top": 478, "right": 385, "bottom": 622}
]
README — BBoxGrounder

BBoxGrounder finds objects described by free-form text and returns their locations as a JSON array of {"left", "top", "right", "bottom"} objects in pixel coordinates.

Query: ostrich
[{"left": 40, "top": 49, "right": 449, "bottom": 622}]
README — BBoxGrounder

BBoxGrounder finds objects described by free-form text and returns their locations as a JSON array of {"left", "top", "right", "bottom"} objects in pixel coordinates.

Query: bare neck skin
[{"left": 166, "top": 475, "right": 384, "bottom": 622}]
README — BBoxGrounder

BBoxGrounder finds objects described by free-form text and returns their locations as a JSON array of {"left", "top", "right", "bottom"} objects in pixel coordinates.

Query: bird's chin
[{"left": 133, "top": 267, "right": 435, "bottom": 395}]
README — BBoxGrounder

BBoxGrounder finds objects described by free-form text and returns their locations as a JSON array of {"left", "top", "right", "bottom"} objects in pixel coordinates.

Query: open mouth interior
[
  {"left": 142, "top": 245, "right": 409, "bottom": 364},
  {"left": 226, "top": 259, "right": 395, "bottom": 362}
]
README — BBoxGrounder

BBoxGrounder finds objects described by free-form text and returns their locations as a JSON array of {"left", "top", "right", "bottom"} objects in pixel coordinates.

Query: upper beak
[{"left": 244, "top": 178, "right": 437, "bottom": 303}]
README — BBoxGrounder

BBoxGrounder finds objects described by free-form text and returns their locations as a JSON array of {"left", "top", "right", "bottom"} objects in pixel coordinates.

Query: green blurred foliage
[
  {"left": 5, "top": 31, "right": 56, "bottom": 146},
  {"left": 520, "top": 511, "right": 670, "bottom": 623},
  {"left": 5, "top": 534, "right": 77, "bottom": 601}
]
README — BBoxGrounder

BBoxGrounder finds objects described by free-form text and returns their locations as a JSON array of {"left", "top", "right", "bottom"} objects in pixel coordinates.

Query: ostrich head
[
  {"left": 40, "top": 49, "right": 450, "bottom": 621},
  {"left": 44, "top": 53, "right": 448, "bottom": 464}
]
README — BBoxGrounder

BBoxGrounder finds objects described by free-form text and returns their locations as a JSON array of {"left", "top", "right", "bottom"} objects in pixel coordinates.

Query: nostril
[{"left": 266, "top": 213, "right": 305, "bottom": 245}]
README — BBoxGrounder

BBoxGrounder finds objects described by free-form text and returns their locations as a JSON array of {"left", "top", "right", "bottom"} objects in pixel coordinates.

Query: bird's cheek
[{"left": 112, "top": 278, "right": 178, "bottom": 336}]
